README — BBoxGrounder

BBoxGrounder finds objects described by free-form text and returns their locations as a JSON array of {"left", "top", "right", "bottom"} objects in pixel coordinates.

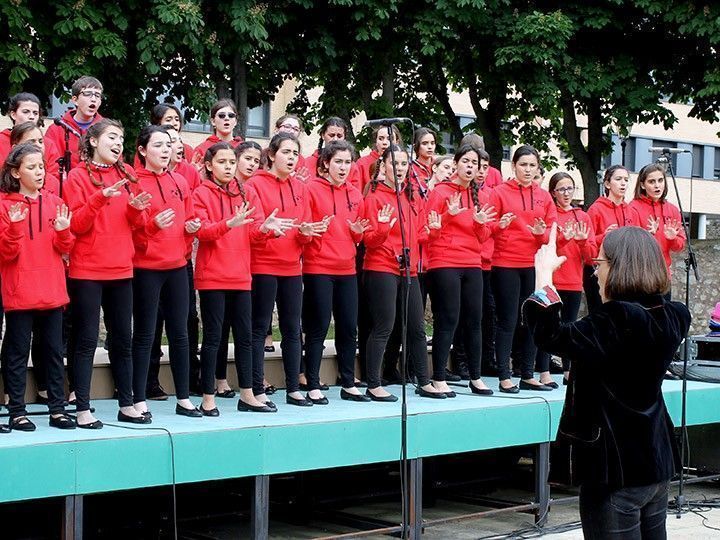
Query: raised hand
[
  {"left": 191, "top": 152, "right": 204, "bottom": 174},
  {"left": 154, "top": 208, "right": 176, "bottom": 230},
  {"left": 561, "top": 221, "right": 575, "bottom": 241},
  {"left": 185, "top": 217, "right": 202, "bottom": 234},
  {"left": 534, "top": 222, "right": 567, "bottom": 286},
  {"left": 294, "top": 165, "right": 311, "bottom": 184},
  {"left": 427, "top": 210, "right": 442, "bottom": 230},
  {"left": 527, "top": 217, "right": 547, "bottom": 236},
  {"left": 377, "top": 204, "right": 397, "bottom": 228},
  {"left": 664, "top": 218, "right": 681, "bottom": 240},
  {"left": 574, "top": 221, "right": 589, "bottom": 241},
  {"left": 8, "top": 202, "right": 28, "bottom": 223},
  {"left": 54, "top": 204, "right": 72, "bottom": 231},
  {"left": 260, "top": 208, "right": 297, "bottom": 236},
  {"left": 498, "top": 212, "right": 516, "bottom": 229},
  {"left": 473, "top": 203, "right": 497, "bottom": 225},
  {"left": 102, "top": 179, "right": 127, "bottom": 198},
  {"left": 445, "top": 192, "right": 466, "bottom": 216},
  {"left": 647, "top": 216, "right": 660, "bottom": 235},
  {"left": 348, "top": 218, "right": 371, "bottom": 234},
  {"left": 226, "top": 202, "right": 255, "bottom": 228},
  {"left": 128, "top": 191, "right": 152, "bottom": 211},
  {"left": 604, "top": 223, "right": 618, "bottom": 235}
]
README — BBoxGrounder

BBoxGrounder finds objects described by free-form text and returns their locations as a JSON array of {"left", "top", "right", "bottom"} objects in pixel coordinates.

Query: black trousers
[
  {"left": 364, "top": 271, "right": 429, "bottom": 389},
  {"left": 251, "top": 274, "right": 302, "bottom": 395},
  {"left": 580, "top": 481, "right": 669, "bottom": 539},
  {"left": 132, "top": 266, "right": 190, "bottom": 403},
  {"left": 583, "top": 265, "right": 603, "bottom": 314},
  {"left": 534, "top": 290, "right": 582, "bottom": 372},
  {"left": 3, "top": 308, "right": 66, "bottom": 417},
  {"left": 429, "top": 268, "right": 483, "bottom": 381},
  {"left": 356, "top": 245, "right": 369, "bottom": 381},
  {"left": 199, "top": 290, "right": 252, "bottom": 394},
  {"left": 491, "top": 266, "right": 537, "bottom": 381},
  {"left": 303, "top": 274, "right": 358, "bottom": 389},
  {"left": 69, "top": 279, "right": 133, "bottom": 411}
]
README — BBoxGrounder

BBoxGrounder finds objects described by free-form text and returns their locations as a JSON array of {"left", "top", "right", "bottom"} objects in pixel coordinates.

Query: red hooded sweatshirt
[
  {"left": 0, "top": 192, "right": 74, "bottom": 311},
  {"left": 245, "top": 169, "right": 312, "bottom": 276},
  {"left": 192, "top": 135, "right": 244, "bottom": 162},
  {"left": 488, "top": 178, "right": 557, "bottom": 268},
  {"left": 44, "top": 111, "right": 104, "bottom": 171},
  {"left": 411, "top": 159, "right": 433, "bottom": 187},
  {"left": 586, "top": 197, "right": 640, "bottom": 250},
  {"left": 193, "top": 179, "right": 272, "bottom": 290},
  {"left": 303, "top": 177, "right": 365, "bottom": 275},
  {"left": 356, "top": 150, "right": 380, "bottom": 194},
  {"left": 0, "top": 129, "right": 11, "bottom": 166},
  {"left": 553, "top": 206, "right": 597, "bottom": 291},
  {"left": 425, "top": 181, "right": 491, "bottom": 270},
  {"left": 630, "top": 196, "right": 685, "bottom": 269},
  {"left": 63, "top": 162, "right": 145, "bottom": 280},
  {"left": 132, "top": 167, "right": 195, "bottom": 270},
  {"left": 362, "top": 182, "right": 434, "bottom": 276}
]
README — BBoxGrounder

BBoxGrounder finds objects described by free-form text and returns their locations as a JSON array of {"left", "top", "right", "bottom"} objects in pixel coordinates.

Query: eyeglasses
[
  {"left": 216, "top": 112, "right": 237, "bottom": 119},
  {"left": 554, "top": 187, "right": 576, "bottom": 195},
  {"left": 591, "top": 257, "right": 609, "bottom": 270},
  {"left": 79, "top": 90, "right": 103, "bottom": 99},
  {"left": 279, "top": 123, "right": 301, "bottom": 133}
]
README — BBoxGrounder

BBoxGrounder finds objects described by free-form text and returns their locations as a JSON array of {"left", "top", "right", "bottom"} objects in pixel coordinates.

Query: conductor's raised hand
[{"left": 534, "top": 222, "right": 566, "bottom": 289}]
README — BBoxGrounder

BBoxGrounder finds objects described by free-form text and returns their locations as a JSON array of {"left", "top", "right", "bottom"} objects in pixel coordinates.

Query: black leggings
[
  {"left": 364, "top": 271, "right": 429, "bottom": 389},
  {"left": 303, "top": 274, "right": 358, "bottom": 389},
  {"left": 491, "top": 266, "right": 537, "bottom": 381},
  {"left": 583, "top": 265, "right": 602, "bottom": 314},
  {"left": 429, "top": 268, "right": 483, "bottom": 381},
  {"left": 3, "top": 308, "right": 66, "bottom": 418},
  {"left": 199, "top": 290, "right": 252, "bottom": 394},
  {"left": 69, "top": 279, "right": 133, "bottom": 412},
  {"left": 132, "top": 266, "right": 190, "bottom": 403},
  {"left": 251, "top": 274, "right": 302, "bottom": 395},
  {"left": 534, "top": 290, "right": 582, "bottom": 372}
]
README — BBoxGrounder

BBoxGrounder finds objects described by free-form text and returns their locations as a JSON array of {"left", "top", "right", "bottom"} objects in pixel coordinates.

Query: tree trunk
[
  {"left": 420, "top": 58, "right": 463, "bottom": 144},
  {"left": 561, "top": 92, "right": 601, "bottom": 205},
  {"left": 233, "top": 53, "right": 248, "bottom": 138},
  {"left": 382, "top": 63, "right": 394, "bottom": 109}
]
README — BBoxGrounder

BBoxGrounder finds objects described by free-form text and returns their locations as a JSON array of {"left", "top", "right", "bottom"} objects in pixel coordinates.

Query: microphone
[
  {"left": 364, "top": 117, "right": 410, "bottom": 127},
  {"left": 53, "top": 117, "right": 82, "bottom": 138},
  {"left": 648, "top": 147, "right": 691, "bottom": 154}
]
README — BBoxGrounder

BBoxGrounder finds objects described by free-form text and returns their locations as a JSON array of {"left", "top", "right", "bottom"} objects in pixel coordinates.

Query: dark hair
[
  {"left": 150, "top": 103, "right": 183, "bottom": 129},
  {"left": 602, "top": 227, "right": 670, "bottom": 299},
  {"left": 234, "top": 140, "right": 262, "bottom": 157},
  {"left": 602, "top": 165, "right": 629, "bottom": 196},
  {"left": 0, "top": 143, "right": 43, "bottom": 193},
  {"left": 136, "top": 125, "right": 171, "bottom": 166},
  {"left": 453, "top": 144, "right": 484, "bottom": 210},
  {"left": 635, "top": 163, "right": 668, "bottom": 202},
  {"left": 8, "top": 93, "right": 41, "bottom": 118},
  {"left": 275, "top": 113, "right": 303, "bottom": 131},
  {"left": 317, "top": 117, "right": 347, "bottom": 152},
  {"left": 372, "top": 125, "right": 402, "bottom": 148},
  {"left": 512, "top": 144, "right": 540, "bottom": 165},
  {"left": 413, "top": 127, "right": 436, "bottom": 156},
  {"left": 548, "top": 172, "right": 574, "bottom": 204},
  {"left": 372, "top": 144, "right": 413, "bottom": 201},
  {"left": 318, "top": 140, "right": 355, "bottom": 176},
  {"left": 203, "top": 142, "right": 246, "bottom": 199},
  {"left": 80, "top": 119, "right": 136, "bottom": 187},
  {"left": 264, "top": 132, "right": 300, "bottom": 169},
  {"left": 72, "top": 76, "right": 103, "bottom": 96},
  {"left": 433, "top": 155, "right": 454, "bottom": 169},
  {"left": 459, "top": 133, "right": 485, "bottom": 150},
  {"left": 210, "top": 99, "right": 238, "bottom": 134},
  {"left": 10, "top": 122, "right": 41, "bottom": 147}
]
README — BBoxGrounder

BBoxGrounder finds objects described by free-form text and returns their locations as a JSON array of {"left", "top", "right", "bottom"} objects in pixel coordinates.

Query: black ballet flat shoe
[
  {"left": 365, "top": 391, "right": 399, "bottom": 403},
  {"left": 469, "top": 382, "right": 494, "bottom": 396},
  {"left": 199, "top": 405, "right": 220, "bottom": 417},
  {"left": 237, "top": 400, "right": 275, "bottom": 413},
  {"left": 146, "top": 385, "right": 169, "bottom": 401},
  {"left": 286, "top": 394, "right": 313, "bottom": 407},
  {"left": 10, "top": 416, "right": 36, "bottom": 432},
  {"left": 355, "top": 380, "right": 368, "bottom": 388},
  {"left": 306, "top": 393, "right": 329, "bottom": 405},
  {"left": 519, "top": 380, "right": 553, "bottom": 391},
  {"left": 264, "top": 344, "right": 275, "bottom": 353},
  {"left": 340, "top": 388, "right": 371, "bottom": 402},
  {"left": 540, "top": 381, "right": 559, "bottom": 389},
  {"left": 0, "top": 424, "right": 9, "bottom": 434},
  {"left": 140, "top": 410, "right": 153, "bottom": 419},
  {"left": 68, "top": 399, "right": 77, "bottom": 406},
  {"left": 50, "top": 414, "right": 77, "bottom": 429},
  {"left": 562, "top": 377, "right": 569, "bottom": 386},
  {"left": 35, "top": 394, "right": 49, "bottom": 405},
  {"left": 498, "top": 384, "right": 520, "bottom": 394},
  {"left": 117, "top": 411, "right": 151, "bottom": 424},
  {"left": 175, "top": 404, "right": 203, "bottom": 418},
  {"left": 215, "top": 389, "right": 236, "bottom": 399},
  {"left": 262, "top": 400, "right": 277, "bottom": 410},
  {"left": 415, "top": 387, "right": 447, "bottom": 399},
  {"left": 264, "top": 385, "right": 277, "bottom": 396},
  {"left": 77, "top": 419, "right": 104, "bottom": 430},
  {"left": 443, "top": 391, "right": 457, "bottom": 398},
  {"left": 444, "top": 369, "right": 462, "bottom": 382}
]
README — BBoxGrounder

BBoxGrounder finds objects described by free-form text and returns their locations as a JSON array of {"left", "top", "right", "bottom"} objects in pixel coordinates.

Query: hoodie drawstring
[
  {"left": 345, "top": 188, "right": 352, "bottom": 212},
  {"left": 24, "top": 197, "right": 33, "bottom": 240},
  {"left": 331, "top": 185, "right": 337, "bottom": 215},
  {"left": 519, "top": 185, "right": 527, "bottom": 211},
  {"left": 155, "top": 175, "right": 167, "bottom": 204}
]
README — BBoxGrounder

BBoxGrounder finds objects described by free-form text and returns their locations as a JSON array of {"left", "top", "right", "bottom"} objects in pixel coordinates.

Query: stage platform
[{"left": 1, "top": 377, "right": 719, "bottom": 539}]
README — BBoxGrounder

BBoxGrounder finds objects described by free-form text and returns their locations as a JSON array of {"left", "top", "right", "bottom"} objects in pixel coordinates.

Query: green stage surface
[{"left": 0, "top": 377, "right": 717, "bottom": 504}]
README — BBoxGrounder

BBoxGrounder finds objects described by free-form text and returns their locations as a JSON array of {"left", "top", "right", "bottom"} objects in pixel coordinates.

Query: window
[
  {"left": 439, "top": 115, "right": 475, "bottom": 154},
  {"left": 621, "top": 137, "right": 636, "bottom": 172},
  {"left": 714, "top": 148, "right": 720, "bottom": 179},
  {"left": 651, "top": 140, "right": 677, "bottom": 172},
  {"left": 692, "top": 144, "right": 704, "bottom": 178},
  {"left": 502, "top": 145, "right": 511, "bottom": 161},
  {"left": 185, "top": 102, "right": 270, "bottom": 138}
]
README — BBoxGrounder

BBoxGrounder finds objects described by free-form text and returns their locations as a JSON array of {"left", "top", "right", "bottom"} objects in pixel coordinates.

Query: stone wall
[{"left": 671, "top": 239, "right": 720, "bottom": 335}]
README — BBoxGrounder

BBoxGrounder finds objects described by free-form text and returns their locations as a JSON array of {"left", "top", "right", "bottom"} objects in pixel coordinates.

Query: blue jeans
[{"left": 580, "top": 481, "right": 669, "bottom": 539}]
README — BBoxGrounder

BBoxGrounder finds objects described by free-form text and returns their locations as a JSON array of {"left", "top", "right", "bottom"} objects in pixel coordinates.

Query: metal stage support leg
[
  {"left": 534, "top": 443, "right": 550, "bottom": 526},
  {"left": 252, "top": 474, "right": 270, "bottom": 540},
  {"left": 409, "top": 458, "right": 423, "bottom": 540},
  {"left": 62, "top": 494, "right": 83, "bottom": 540}
]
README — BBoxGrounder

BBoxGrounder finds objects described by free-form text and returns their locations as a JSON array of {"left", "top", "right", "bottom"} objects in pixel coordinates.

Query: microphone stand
[{"left": 659, "top": 152, "right": 700, "bottom": 516}]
